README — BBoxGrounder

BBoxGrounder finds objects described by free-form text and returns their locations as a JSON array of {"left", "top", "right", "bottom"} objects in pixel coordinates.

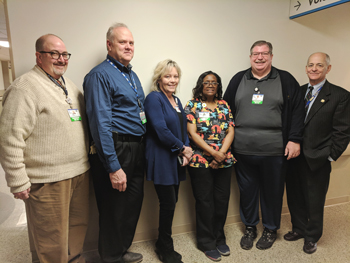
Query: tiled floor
[{"left": 1, "top": 165, "right": 349, "bottom": 263}]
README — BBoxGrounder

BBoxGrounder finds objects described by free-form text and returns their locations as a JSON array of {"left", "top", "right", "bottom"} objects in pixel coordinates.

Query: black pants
[
  {"left": 234, "top": 153, "right": 286, "bottom": 231},
  {"left": 90, "top": 140, "right": 145, "bottom": 263},
  {"left": 286, "top": 153, "right": 331, "bottom": 243},
  {"left": 188, "top": 166, "right": 232, "bottom": 251},
  {"left": 154, "top": 184, "right": 179, "bottom": 252}
]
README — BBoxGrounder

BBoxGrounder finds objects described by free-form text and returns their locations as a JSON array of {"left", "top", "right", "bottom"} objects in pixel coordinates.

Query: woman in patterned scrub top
[{"left": 184, "top": 71, "right": 235, "bottom": 262}]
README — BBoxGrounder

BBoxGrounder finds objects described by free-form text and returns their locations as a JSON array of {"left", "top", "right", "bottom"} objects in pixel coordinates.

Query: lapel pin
[{"left": 321, "top": 99, "right": 325, "bottom": 103}]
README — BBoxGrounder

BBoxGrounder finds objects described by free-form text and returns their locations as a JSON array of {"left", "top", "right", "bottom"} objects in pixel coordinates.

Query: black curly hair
[{"left": 192, "top": 71, "right": 223, "bottom": 101}]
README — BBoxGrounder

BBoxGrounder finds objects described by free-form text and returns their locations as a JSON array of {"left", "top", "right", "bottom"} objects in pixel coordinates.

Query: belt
[{"left": 112, "top": 132, "right": 144, "bottom": 143}]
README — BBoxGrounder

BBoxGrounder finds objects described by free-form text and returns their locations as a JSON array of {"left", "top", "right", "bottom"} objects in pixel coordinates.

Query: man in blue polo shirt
[{"left": 84, "top": 23, "right": 146, "bottom": 263}]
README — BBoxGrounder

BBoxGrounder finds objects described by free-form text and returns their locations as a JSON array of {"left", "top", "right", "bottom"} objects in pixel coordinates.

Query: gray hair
[
  {"left": 35, "top": 34, "right": 63, "bottom": 51},
  {"left": 307, "top": 52, "right": 331, "bottom": 66},
  {"left": 106, "top": 23, "right": 128, "bottom": 41},
  {"left": 250, "top": 40, "right": 273, "bottom": 55},
  {"left": 151, "top": 59, "right": 182, "bottom": 93}
]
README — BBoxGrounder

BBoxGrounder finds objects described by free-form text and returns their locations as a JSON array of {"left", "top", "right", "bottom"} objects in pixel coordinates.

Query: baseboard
[
  {"left": 324, "top": 195, "right": 350, "bottom": 206},
  {"left": 133, "top": 195, "right": 350, "bottom": 243}
]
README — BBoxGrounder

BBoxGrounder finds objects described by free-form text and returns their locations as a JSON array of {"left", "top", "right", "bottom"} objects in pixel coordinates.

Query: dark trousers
[
  {"left": 234, "top": 153, "right": 286, "bottom": 231},
  {"left": 286, "top": 153, "right": 331, "bottom": 243},
  {"left": 154, "top": 184, "right": 180, "bottom": 251},
  {"left": 90, "top": 140, "right": 145, "bottom": 263},
  {"left": 188, "top": 166, "right": 232, "bottom": 251}
]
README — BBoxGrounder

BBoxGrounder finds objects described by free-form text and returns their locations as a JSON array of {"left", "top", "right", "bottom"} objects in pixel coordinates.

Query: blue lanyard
[
  {"left": 305, "top": 86, "right": 322, "bottom": 108},
  {"left": 107, "top": 59, "right": 139, "bottom": 99}
]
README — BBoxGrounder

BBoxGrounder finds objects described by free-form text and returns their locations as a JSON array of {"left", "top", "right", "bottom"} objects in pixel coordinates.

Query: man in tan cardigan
[{"left": 0, "top": 34, "right": 90, "bottom": 263}]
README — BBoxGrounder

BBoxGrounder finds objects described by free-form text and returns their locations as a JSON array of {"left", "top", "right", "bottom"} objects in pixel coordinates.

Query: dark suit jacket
[{"left": 302, "top": 80, "right": 350, "bottom": 171}]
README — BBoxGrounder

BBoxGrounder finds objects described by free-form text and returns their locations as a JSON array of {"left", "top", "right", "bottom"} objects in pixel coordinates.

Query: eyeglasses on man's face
[
  {"left": 39, "top": 50, "right": 71, "bottom": 60},
  {"left": 251, "top": 52, "right": 271, "bottom": 58}
]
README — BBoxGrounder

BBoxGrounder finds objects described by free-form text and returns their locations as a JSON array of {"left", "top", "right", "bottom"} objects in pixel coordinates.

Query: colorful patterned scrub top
[{"left": 184, "top": 98, "right": 235, "bottom": 168}]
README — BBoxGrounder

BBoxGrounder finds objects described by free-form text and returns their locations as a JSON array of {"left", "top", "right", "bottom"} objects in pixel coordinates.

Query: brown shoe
[
  {"left": 303, "top": 241, "right": 317, "bottom": 254},
  {"left": 284, "top": 231, "right": 304, "bottom": 241}
]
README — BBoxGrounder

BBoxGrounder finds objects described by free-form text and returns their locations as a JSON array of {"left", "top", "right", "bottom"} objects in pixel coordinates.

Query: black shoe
[
  {"left": 303, "top": 241, "right": 317, "bottom": 254},
  {"left": 284, "top": 231, "right": 304, "bottom": 241},
  {"left": 240, "top": 226, "right": 257, "bottom": 250},
  {"left": 172, "top": 250, "right": 182, "bottom": 260},
  {"left": 155, "top": 249, "right": 183, "bottom": 263},
  {"left": 256, "top": 228, "right": 277, "bottom": 250},
  {"left": 122, "top": 252, "right": 143, "bottom": 263}
]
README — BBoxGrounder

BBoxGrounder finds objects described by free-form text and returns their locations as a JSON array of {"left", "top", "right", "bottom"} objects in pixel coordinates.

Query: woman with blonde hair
[{"left": 144, "top": 59, "right": 192, "bottom": 263}]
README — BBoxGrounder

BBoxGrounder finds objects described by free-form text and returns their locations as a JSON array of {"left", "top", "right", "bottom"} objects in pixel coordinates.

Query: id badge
[
  {"left": 252, "top": 94, "right": 264, "bottom": 104},
  {"left": 140, "top": 111, "right": 147, "bottom": 124},
  {"left": 198, "top": 111, "right": 210, "bottom": 121},
  {"left": 175, "top": 106, "right": 181, "bottom": 113},
  {"left": 68, "top": 109, "right": 82, "bottom": 121}
]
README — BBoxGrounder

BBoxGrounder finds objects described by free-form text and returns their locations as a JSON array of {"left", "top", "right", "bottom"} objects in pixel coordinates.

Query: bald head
[
  {"left": 35, "top": 34, "right": 63, "bottom": 52},
  {"left": 305, "top": 52, "right": 331, "bottom": 86},
  {"left": 307, "top": 52, "right": 330, "bottom": 67},
  {"left": 35, "top": 34, "right": 68, "bottom": 79}
]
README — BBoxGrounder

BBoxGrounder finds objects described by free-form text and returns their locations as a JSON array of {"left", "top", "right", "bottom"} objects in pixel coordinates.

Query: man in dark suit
[{"left": 284, "top": 52, "right": 350, "bottom": 254}]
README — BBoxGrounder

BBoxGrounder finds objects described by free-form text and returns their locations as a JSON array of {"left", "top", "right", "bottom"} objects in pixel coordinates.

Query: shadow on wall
[{"left": 291, "top": 3, "right": 350, "bottom": 38}]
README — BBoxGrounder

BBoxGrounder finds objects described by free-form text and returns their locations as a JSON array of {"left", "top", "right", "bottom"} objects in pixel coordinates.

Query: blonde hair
[{"left": 151, "top": 59, "right": 182, "bottom": 93}]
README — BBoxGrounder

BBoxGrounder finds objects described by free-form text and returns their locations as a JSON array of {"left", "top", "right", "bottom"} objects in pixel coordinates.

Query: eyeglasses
[
  {"left": 251, "top": 52, "right": 271, "bottom": 58},
  {"left": 203, "top": 82, "right": 219, "bottom": 87},
  {"left": 39, "top": 51, "right": 71, "bottom": 60}
]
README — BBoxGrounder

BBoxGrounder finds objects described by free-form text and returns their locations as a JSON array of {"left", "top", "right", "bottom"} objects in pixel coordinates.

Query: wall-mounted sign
[{"left": 289, "top": 0, "right": 350, "bottom": 19}]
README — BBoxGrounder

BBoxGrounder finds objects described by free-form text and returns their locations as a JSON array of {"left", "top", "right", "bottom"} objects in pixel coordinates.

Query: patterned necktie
[{"left": 305, "top": 86, "right": 314, "bottom": 112}]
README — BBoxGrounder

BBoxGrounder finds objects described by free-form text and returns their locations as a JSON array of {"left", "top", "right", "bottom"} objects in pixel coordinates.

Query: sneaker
[
  {"left": 204, "top": 249, "right": 221, "bottom": 261},
  {"left": 256, "top": 228, "right": 277, "bottom": 250},
  {"left": 240, "top": 226, "right": 257, "bottom": 250},
  {"left": 216, "top": 244, "right": 230, "bottom": 256}
]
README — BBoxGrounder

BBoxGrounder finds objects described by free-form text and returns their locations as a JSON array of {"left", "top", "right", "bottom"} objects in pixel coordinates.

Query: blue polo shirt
[{"left": 83, "top": 55, "right": 146, "bottom": 173}]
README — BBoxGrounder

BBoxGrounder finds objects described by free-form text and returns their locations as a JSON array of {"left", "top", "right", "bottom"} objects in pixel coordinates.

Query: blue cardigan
[{"left": 144, "top": 91, "right": 190, "bottom": 185}]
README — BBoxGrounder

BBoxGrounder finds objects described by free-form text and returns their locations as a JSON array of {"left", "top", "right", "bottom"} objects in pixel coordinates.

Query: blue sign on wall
[{"left": 289, "top": 0, "right": 350, "bottom": 19}]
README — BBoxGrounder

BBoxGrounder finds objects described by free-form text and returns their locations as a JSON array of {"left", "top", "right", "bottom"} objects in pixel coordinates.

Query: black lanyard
[{"left": 45, "top": 73, "right": 73, "bottom": 109}]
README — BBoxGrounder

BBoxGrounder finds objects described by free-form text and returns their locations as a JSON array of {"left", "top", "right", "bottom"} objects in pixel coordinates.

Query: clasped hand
[{"left": 179, "top": 146, "right": 193, "bottom": 166}]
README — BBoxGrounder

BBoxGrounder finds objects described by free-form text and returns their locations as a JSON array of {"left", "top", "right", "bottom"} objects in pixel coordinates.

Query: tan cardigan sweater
[{"left": 0, "top": 66, "right": 90, "bottom": 193}]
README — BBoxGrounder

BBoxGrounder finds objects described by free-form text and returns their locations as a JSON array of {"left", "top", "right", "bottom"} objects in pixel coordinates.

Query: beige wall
[{"left": 5, "top": 0, "right": 350, "bottom": 250}]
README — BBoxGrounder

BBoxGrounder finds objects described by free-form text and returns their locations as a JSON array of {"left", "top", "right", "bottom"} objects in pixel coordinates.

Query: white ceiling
[{"left": 0, "top": 0, "right": 10, "bottom": 61}]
